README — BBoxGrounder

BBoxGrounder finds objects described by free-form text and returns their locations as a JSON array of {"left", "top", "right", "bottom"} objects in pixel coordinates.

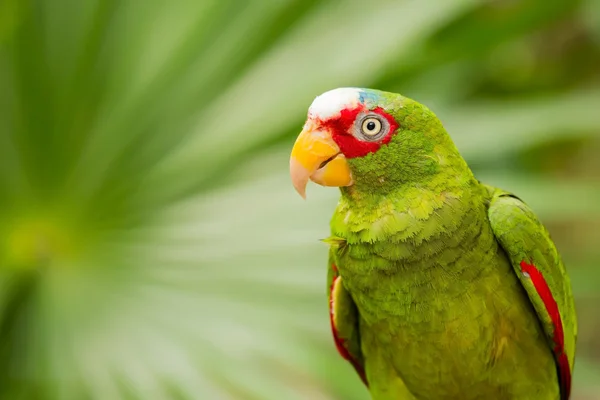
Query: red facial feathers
[{"left": 319, "top": 106, "right": 399, "bottom": 159}]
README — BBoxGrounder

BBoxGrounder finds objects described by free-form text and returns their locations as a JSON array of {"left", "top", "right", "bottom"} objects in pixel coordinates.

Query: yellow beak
[{"left": 289, "top": 123, "right": 353, "bottom": 198}]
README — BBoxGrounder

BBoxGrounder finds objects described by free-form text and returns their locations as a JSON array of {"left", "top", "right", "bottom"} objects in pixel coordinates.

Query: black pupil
[{"left": 366, "top": 121, "right": 377, "bottom": 131}]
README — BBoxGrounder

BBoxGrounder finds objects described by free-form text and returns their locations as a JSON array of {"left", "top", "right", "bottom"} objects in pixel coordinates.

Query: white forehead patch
[{"left": 308, "top": 88, "right": 362, "bottom": 120}]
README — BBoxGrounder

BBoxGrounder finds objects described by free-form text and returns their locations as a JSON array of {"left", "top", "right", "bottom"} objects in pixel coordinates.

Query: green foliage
[{"left": 0, "top": 0, "right": 598, "bottom": 398}]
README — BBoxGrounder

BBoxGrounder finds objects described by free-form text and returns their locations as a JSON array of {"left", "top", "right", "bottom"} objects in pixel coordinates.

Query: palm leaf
[{"left": 1, "top": 0, "right": 599, "bottom": 398}]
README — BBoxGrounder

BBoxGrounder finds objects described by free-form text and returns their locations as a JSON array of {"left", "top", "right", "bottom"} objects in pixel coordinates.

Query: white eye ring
[{"left": 361, "top": 117, "right": 382, "bottom": 136}]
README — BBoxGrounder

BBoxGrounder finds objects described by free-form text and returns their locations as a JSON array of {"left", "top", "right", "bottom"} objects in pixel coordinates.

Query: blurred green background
[{"left": 0, "top": 0, "right": 599, "bottom": 398}]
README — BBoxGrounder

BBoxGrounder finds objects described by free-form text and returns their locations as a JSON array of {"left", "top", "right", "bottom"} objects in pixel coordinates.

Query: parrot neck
[{"left": 331, "top": 166, "right": 488, "bottom": 249}]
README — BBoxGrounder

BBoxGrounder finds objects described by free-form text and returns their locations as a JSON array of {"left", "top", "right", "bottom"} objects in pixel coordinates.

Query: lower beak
[{"left": 289, "top": 126, "right": 353, "bottom": 198}]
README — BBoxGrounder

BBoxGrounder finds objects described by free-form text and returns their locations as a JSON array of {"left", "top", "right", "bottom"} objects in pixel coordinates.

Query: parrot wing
[
  {"left": 487, "top": 186, "right": 577, "bottom": 400},
  {"left": 327, "top": 250, "right": 368, "bottom": 386}
]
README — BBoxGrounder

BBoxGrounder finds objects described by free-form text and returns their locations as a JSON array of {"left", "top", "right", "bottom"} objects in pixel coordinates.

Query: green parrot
[{"left": 289, "top": 88, "right": 577, "bottom": 399}]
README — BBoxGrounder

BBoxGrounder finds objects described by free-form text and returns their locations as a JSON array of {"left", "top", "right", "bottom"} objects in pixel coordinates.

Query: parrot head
[{"left": 290, "top": 88, "right": 458, "bottom": 198}]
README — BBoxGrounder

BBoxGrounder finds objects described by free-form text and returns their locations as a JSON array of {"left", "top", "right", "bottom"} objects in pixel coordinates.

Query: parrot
[{"left": 288, "top": 88, "right": 577, "bottom": 399}]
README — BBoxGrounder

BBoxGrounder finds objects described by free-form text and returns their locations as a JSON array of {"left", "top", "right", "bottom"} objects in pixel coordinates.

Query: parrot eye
[
  {"left": 361, "top": 118, "right": 382, "bottom": 136},
  {"left": 355, "top": 114, "right": 389, "bottom": 141}
]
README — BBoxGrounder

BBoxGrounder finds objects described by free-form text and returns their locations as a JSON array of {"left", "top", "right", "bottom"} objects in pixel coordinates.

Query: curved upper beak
[{"left": 289, "top": 122, "right": 353, "bottom": 198}]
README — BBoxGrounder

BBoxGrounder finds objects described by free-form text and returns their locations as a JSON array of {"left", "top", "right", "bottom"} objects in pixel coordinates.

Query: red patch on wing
[
  {"left": 321, "top": 106, "right": 399, "bottom": 159},
  {"left": 520, "top": 261, "right": 571, "bottom": 400},
  {"left": 329, "top": 271, "right": 368, "bottom": 386}
]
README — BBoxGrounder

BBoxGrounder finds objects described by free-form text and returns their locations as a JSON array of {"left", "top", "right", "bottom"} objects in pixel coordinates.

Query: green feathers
[{"left": 310, "top": 89, "right": 576, "bottom": 399}]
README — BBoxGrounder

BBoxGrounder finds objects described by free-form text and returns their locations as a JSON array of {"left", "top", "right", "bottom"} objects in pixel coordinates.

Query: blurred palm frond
[{"left": 0, "top": 0, "right": 599, "bottom": 399}]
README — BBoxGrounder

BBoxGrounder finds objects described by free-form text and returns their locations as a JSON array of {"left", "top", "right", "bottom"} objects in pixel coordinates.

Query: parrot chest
[{"left": 333, "top": 231, "right": 557, "bottom": 399}]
